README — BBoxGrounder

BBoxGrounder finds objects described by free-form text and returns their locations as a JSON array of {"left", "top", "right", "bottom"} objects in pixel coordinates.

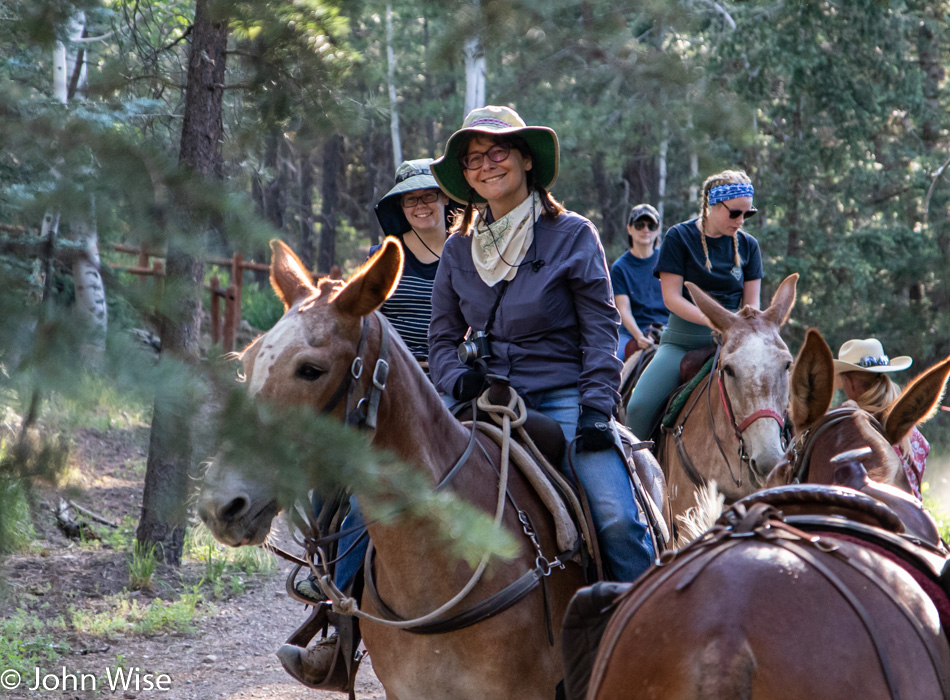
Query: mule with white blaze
[
  {"left": 658, "top": 274, "right": 797, "bottom": 532},
  {"left": 198, "top": 238, "right": 591, "bottom": 700}
]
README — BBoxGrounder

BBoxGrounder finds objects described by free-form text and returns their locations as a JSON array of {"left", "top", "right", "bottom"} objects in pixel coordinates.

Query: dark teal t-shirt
[{"left": 654, "top": 219, "right": 763, "bottom": 311}]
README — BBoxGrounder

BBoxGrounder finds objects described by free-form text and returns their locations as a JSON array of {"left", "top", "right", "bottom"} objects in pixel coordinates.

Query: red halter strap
[{"left": 718, "top": 371, "right": 785, "bottom": 437}]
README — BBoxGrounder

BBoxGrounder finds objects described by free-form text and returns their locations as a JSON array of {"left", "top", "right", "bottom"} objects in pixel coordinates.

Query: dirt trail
[{"left": 0, "top": 425, "right": 384, "bottom": 699}]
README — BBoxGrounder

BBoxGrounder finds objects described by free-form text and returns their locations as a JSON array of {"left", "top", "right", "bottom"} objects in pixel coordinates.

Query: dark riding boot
[{"left": 276, "top": 634, "right": 339, "bottom": 688}]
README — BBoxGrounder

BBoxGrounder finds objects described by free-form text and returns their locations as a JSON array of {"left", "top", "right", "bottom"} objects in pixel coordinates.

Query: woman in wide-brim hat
[
  {"left": 428, "top": 104, "right": 656, "bottom": 582},
  {"left": 834, "top": 337, "right": 929, "bottom": 499},
  {"left": 371, "top": 157, "right": 452, "bottom": 364}
]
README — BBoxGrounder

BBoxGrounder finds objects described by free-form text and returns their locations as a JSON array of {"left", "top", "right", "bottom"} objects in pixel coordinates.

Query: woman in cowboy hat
[
  {"left": 834, "top": 337, "right": 929, "bottom": 499},
  {"left": 624, "top": 169, "right": 764, "bottom": 441},
  {"left": 371, "top": 157, "right": 452, "bottom": 364},
  {"left": 428, "top": 105, "right": 655, "bottom": 582}
]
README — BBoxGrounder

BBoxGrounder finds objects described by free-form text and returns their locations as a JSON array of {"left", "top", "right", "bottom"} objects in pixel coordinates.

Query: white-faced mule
[{"left": 198, "top": 238, "right": 597, "bottom": 700}]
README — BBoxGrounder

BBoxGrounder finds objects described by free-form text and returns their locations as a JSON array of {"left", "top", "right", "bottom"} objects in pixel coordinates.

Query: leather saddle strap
[
  {"left": 360, "top": 540, "right": 545, "bottom": 635},
  {"left": 775, "top": 538, "right": 906, "bottom": 699}
]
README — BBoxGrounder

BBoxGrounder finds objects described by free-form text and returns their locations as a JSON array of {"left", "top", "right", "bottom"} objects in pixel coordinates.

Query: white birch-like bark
[
  {"left": 658, "top": 120, "right": 669, "bottom": 223},
  {"left": 53, "top": 42, "right": 68, "bottom": 104},
  {"left": 71, "top": 200, "right": 108, "bottom": 364},
  {"left": 463, "top": 0, "right": 486, "bottom": 116},
  {"left": 385, "top": 2, "right": 402, "bottom": 165}
]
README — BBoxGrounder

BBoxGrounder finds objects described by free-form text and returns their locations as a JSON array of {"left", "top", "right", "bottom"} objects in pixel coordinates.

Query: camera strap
[{"left": 484, "top": 279, "right": 509, "bottom": 336}]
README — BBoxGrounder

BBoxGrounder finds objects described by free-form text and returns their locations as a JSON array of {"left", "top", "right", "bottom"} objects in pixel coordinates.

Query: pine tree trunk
[
  {"left": 298, "top": 147, "right": 316, "bottom": 271},
  {"left": 138, "top": 0, "right": 227, "bottom": 565},
  {"left": 317, "top": 135, "right": 343, "bottom": 274}
]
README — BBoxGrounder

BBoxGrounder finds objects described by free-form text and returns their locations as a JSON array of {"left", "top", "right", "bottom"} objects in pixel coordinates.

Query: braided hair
[
  {"left": 449, "top": 134, "right": 564, "bottom": 235},
  {"left": 697, "top": 170, "right": 751, "bottom": 271}
]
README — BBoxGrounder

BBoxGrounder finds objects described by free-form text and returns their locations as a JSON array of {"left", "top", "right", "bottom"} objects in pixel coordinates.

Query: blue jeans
[
  {"left": 535, "top": 386, "right": 655, "bottom": 582},
  {"left": 310, "top": 493, "right": 366, "bottom": 591},
  {"left": 617, "top": 329, "right": 634, "bottom": 361}
]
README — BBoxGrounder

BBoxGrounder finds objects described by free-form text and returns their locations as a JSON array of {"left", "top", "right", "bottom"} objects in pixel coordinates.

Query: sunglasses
[
  {"left": 460, "top": 144, "right": 511, "bottom": 170},
  {"left": 717, "top": 202, "right": 758, "bottom": 220},
  {"left": 401, "top": 191, "right": 440, "bottom": 208},
  {"left": 630, "top": 220, "right": 659, "bottom": 231}
]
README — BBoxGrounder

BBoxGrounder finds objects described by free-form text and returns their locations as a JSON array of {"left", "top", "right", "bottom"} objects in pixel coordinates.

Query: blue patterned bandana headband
[{"left": 708, "top": 183, "right": 754, "bottom": 205}]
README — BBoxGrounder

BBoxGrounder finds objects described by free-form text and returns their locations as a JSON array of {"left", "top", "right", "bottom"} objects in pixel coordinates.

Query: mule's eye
[
  {"left": 723, "top": 365, "right": 736, "bottom": 378},
  {"left": 785, "top": 360, "right": 792, "bottom": 371},
  {"left": 295, "top": 363, "right": 324, "bottom": 381}
]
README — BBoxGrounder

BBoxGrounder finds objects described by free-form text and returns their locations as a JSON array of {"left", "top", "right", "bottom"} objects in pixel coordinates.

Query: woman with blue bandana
[{"left": 625, "top": 169, "right": 764, "bottom": 440}]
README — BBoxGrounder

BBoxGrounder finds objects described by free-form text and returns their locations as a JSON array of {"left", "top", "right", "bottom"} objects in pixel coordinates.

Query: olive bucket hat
[
  {"left": 431, "top": 105, "right": 559, "bottom": 204},
  {"left": 374, "top": 158, "right": 442, "bottom": 237}
]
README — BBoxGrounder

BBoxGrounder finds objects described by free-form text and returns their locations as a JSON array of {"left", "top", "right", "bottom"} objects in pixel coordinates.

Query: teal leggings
[{"left": 625, "top": 314, "right": 714, "bottom": 440}]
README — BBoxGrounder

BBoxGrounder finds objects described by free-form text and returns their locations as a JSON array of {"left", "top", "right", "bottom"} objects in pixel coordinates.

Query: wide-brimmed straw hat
[
  {"left": 431, "top": 105, "right": 559, "bottom": 204},
  {"left": 374, "top": 158, "right": 442, "bottom": 237},
  {"left": 833, "top": 338, "right": 912, "bottom": 374}
]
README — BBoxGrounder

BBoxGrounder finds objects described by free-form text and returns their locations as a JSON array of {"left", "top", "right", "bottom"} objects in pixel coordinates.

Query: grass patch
[
  {"left": 129, "top": 540, "right": 158, "bottom": 591},
  {"left": 39, "top": 373, "right": 150, "bottom": 433},
  {"left": 69, "top": 589, "right": 206, "bottom": 637},
  {"left": 0, "top": 475, "right": 36, "bottom": 553},
  {"left": 923, "top": 481, "right": 950, "bottom": 543},
  {"left": 184, "top": 522, "right": 277, "bottom": 599},
  {"left": 0, "top": 610, "right": 68, "bottom": 679}
]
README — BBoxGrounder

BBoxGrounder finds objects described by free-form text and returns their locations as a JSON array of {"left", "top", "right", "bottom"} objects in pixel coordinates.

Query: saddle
[
  {"left": 562, "top": 484, "right": 950, "bottom": 700},
  {"left": 452, "top": 379, "right": 567, "bottom": 468}
]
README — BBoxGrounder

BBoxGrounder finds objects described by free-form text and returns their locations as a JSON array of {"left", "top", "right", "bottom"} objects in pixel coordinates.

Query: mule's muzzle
[{"left": 197, "top": 491, "right": 279, "bottom": 547}]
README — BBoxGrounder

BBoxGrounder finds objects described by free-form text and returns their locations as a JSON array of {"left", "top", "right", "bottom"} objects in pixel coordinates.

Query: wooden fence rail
[{"left": 110, "top": 244, "right": 269, "bottom": 352}]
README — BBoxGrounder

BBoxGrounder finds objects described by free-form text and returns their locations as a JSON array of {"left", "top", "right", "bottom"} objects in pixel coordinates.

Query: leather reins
[
  {"left": 782, "top": 406, "right": 888, "bottom": 485},
  {"left": 279, "top": 310, "right": 568, "bottom": 639}
]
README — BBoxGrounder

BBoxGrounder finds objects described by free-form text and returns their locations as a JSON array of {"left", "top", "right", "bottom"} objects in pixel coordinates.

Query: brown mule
[
  {"left": 658, "top": 274, "right": 798, "bottom": 532},
  {"left": 769, "top": 327, "right": 950, "bottom": 495},
  {"left": 581, "top": 328, "right": 950, "bottom": 700},
  {"left": 198, "top": 239, "right": 593, "bottom": 699}
]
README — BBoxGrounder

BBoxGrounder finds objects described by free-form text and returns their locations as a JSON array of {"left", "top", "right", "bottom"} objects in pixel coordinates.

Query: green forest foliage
[{"left": 1, "top": 0, "right": 950, "bottom": 547}]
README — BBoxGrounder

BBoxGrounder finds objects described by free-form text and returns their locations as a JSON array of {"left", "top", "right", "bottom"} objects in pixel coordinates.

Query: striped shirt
[{"left": 371, "top": 241, "right": 439, "bottom": 362}]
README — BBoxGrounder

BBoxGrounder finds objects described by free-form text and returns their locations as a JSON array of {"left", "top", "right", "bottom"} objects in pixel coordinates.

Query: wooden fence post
[
  {"left": 231, "top": 253, "right": 244, "bottom": 342},
  {"left": 210, "top": 275, "right": 221, "bottom": 346},
  {"left": 223, "top": 284, "right": 237, "bottom": 352}
]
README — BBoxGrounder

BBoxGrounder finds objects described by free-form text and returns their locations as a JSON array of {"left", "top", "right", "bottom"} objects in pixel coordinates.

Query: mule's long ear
[
  {"left": 270, "top": 239, "right": 316, "bottom": 311},
  {"left": 882, "top": 355, "right": 950, "bottom": 445},
  {"left": 332, "top": 237, "right": 404, "bottom": 318},
  {"left": 762, "top": 273, "right": 799, "bottom": 327},
  {"left": 684, "top": 281, "right": 735, "bottom": 332},
  {"left": 789, "top": 328, "right": 835, "bottom": 433}
]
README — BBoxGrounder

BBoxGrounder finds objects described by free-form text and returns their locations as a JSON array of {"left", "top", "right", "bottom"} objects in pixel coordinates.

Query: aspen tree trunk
[
  {"left": 658, "top": 122, "right": 669, "bottom": 224},
  {"left": 71, "top": 202, "right": 108, "bottom": 365},
  {"left": 463, "top": 0, "right": 486, "bottom": 116},
  {"left": 385, "top": 2, "right": 402, "bottom": 165}
]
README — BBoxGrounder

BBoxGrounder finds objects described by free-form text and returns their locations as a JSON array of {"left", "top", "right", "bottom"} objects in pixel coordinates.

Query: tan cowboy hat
[
  {"left": 833, "top": 338, "right": 912, "bottom": 374},
  {"left": 431, "top": 105, "right": 559, "bottom": 204}
]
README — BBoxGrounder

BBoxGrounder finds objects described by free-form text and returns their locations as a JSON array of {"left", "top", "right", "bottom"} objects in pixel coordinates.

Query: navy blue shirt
[
  {"left": 654, "top": 219, "right": 763, "bottom": 311},
  {"left": 610, "top": 249, "right": 669, "bottom": 333},
  {"left": 429, "top": 211, "right": 622, "bottom": 415}
]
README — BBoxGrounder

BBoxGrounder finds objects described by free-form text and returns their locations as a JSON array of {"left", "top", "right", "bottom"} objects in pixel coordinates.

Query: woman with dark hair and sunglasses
[
  {"left": 610, "top": 203, "right": 669, "bottom": 360},
  {"left": 428, "top": 105, "right": 655, "bottom": 583},
  {"left": 625, "top": 169, "right": 764, "bottom": 441}
]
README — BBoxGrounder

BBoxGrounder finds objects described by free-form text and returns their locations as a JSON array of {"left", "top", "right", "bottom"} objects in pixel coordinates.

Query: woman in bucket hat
[
  {"left": 371, "top": 157, "right": 452, "bottom": 364},
  {"left": 279, "top": 158, "right": 451, "bottom": 689},
  {"left": 428, "top": 105, "right": 655, "bottom": 582},
  {"left": 834, "top": 337, "right": 929, "bottom": 499}
]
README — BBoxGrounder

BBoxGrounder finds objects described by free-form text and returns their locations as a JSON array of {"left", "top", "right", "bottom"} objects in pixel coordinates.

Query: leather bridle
[{"left": 782, "top": 405, "right": 888, "bottom": 485}]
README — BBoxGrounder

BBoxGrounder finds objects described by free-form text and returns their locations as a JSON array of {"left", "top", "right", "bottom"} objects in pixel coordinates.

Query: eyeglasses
[
  {"left": 460, "top": 144, "right": 511, "bottom": 170},
  {"left": 401, "top": 191, "right": 440, "bottom": 208},
  {"left": 857, "top": 355, "right": 890, "bottom": 368},
  {"left": 717, "top": 202, "right": 758, "bottom": 220},
  {"left": 631, "top": 220, "right": 659, "bottom": 231}
]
